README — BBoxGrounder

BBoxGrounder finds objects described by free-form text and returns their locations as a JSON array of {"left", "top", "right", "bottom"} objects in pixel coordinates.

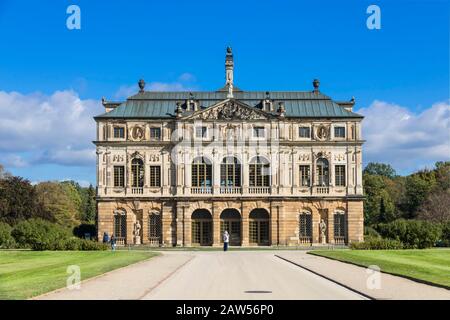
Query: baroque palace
[{"left": 94, "top": 48, "right": 364, "bottom": 247}]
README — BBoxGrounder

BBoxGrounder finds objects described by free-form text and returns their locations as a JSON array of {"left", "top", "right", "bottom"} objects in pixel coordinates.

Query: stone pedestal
[{"left": 134, "top": 236, "right": 141, "bottom": 245}]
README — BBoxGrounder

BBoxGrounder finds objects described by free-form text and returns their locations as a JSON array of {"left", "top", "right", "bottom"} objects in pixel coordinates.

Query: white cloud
[
  {"left": 0, "top": 90, "right": 102, "bottom": 168},
  {"left": 357, "top": 100, "right": 450, "bottom": 173},
  {"left": 114, "top": 73, "right": 198, "bottom": 99}
]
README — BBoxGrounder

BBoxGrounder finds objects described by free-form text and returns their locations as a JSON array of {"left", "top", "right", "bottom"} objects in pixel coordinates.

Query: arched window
[
  {"left": 299, "top": 210, "right": 312, "bottom": 244},
  {"left": 316, "top": 158, "right": 329, "bottom": 186},
  {"left": 249, "top": 156, "right": 270, "bottom": 187},
  {"left": 191, "top": 157, "right": 212, "bottom": 187},
  {"left": 131, "top": 158, "right": 144, "bottom": 187},
  {"left": 221, "top": 157, "right": 241, "bottom": 187},
  {"left": 334, "top": 210, "right": 347, "bottom": 244},
  {"left": 220, "top": 209, "right": 241, "bottom": 246},
  {"left": 148, "top": 211, "right": 162, "bottom": 246},
  {"left": 113, "top": 210, "right": 127, "bottom": 243}
]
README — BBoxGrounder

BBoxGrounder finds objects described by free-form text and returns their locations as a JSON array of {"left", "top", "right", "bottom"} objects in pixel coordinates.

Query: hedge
[{"left": 350, "top": 236, "right": 404, "bottom": 250}]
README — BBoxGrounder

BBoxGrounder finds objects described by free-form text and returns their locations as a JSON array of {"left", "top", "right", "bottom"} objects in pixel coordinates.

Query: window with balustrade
[
  {"left": 114, "top": 166, "right": 125, "bottom": 187},
  {"left": 220, "top": 157, "right": 241, "bottom": 187},
  {"left": 191, "top": 157, "right": 212, "bottom": 187},
  {"left": 131, "top": 158, "right": 144, "bottom": 188},
  {"left": 299, "top": 165, "right": 310, "bottom": 187},
  {"left": 150, "top": 166, "right": 161, "bottom": 187},
  {"left": 335, "top": 165, "right": 346, "bottom": 187},
  {"left": 316, "top": 158, "right": 329, "bottom": 186},
  {"left": 249, "top": 157, "right": 270, "bottom": 187}
]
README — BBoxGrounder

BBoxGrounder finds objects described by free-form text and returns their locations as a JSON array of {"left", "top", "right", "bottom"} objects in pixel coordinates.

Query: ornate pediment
[{"left": 186, "top": 99, "right": 271, "bottom": 121}]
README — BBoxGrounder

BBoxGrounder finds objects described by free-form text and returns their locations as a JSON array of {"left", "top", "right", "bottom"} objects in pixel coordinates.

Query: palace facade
[{"left": 94, "top": 48, "right": 364, "bottom": 247}]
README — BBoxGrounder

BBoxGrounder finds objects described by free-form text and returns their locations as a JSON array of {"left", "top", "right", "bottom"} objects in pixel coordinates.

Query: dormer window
[
  {"left": 334, "top": 126, "right": 346, "bottom": 138},
  {"left": 113, "top": 126, "right": 125, "bottom": 139}
]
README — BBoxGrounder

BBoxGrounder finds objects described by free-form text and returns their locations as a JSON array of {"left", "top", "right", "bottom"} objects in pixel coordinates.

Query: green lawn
[
  {"left": 309, "top": 248, "right": 450, "bottom": 288},
  {"left": 0, "top": 250, "right": 158, "bottom": 300}
]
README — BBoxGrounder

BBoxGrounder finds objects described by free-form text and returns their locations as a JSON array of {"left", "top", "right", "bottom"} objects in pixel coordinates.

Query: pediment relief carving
[{"left": 187, "top": 100, "right": 271, "bottom": 121}]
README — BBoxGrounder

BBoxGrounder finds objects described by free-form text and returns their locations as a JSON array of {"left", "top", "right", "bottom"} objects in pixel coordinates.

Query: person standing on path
[
  {"left": 223, "top": 230, "right": 230, "bottom": 251},
  {"left": 110, "top": 235, "right": 116, "bottom": 251}
]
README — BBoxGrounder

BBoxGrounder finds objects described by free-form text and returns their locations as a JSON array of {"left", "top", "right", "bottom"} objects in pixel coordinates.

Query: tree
[
  {"left": 434, "top": 161, "right": 450, "bottom": 191},
  {"left": 0, "top": 176, "right": 50, "bottom": 225},
  {"left": 418, "top": 190, "right": 450, "bottom": 223},
  {"left": 363, "top": 163, "right": 397, "bottom": 179},
  {"left": 363, "top": 174, "right": 396, "bottom": 225},
  {"left": 35, "top": 182, "right": 81, "bottom": 227},
  {"left": 83, "top": 184, "right": 96, "bottom": 223},
  {"left": 403, "top": 173, "right": 436, "bottom": 219}
]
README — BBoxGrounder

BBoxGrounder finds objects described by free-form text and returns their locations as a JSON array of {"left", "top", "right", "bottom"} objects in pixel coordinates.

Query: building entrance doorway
[
  {"left": 191, "top": 209, "right": 213, "bottom": 246},
  {"left": 249, "top": 209, "right": 270, "bottom": 245},
  {"left": 220, "top": 209, "right": 241, "bottom": 246}
]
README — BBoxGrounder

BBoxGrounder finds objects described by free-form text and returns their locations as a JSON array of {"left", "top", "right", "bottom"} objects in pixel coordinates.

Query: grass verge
[{"left": 0, "top": 250, "right": 158, "bottom": 299}]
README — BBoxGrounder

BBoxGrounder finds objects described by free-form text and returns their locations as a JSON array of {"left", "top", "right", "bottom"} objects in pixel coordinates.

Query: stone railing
[
  {"left": 191, "top": 187, "right": 212, "bottom": 194},
  {"left": 248, "top": 187, "right": 271, "bottom": 194},
  {"left": 299, "top": 236, "right": 312, "bottom": 245},
  {"left": 334, "top": 236, "right": 346, "bottom": 245},
  {"left": 220, "top": 187, "right": 242, "bottom": 194},
  {"left": 131, "top": 187, "right": 143, "bottom": 195}
]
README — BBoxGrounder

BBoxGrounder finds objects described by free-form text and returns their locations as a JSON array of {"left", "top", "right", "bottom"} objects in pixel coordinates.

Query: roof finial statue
[
  {"left": 138, "top": 79, "right": 145, "bottom": 93},
  {"left": 225, "top": 46, "right": 234, "bottom": 98},
  {"left": 313, "top": 79, "right": 320, "bottom": 93}
]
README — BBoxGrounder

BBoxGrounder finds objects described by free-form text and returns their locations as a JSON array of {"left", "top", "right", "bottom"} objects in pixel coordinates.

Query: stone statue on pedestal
[
  {"left": 134, "top": 220, "right": 141, "bottom": 245},
  {"left": 319, "top": 219, "right": 327, "bottom": 244}
]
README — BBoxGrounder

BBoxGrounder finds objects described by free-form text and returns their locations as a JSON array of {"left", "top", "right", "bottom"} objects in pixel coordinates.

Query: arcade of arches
[{"left": 97, "top": 199, "right": 363, "bottom": 246}]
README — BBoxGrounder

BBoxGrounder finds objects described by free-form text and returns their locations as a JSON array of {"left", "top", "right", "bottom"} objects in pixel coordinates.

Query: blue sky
[{"left": 0, "top": 0, "right": 449, "bottom": 185}]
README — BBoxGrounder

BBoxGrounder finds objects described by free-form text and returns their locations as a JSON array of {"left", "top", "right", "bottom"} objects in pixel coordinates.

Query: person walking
[
  {"left": 223, "top": 230, "right": 230, "bottom": 251},
  {"left": 110, "top": 235, "right": 116, "bottom": 251},
  {"left": 102, "top": 232, "right": 109, "bottom": 244}
]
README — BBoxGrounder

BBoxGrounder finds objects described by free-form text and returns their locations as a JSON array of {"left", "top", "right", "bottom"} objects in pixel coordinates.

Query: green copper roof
[{"left": 95, "top": 90, "right": 362, "bottom": 120}]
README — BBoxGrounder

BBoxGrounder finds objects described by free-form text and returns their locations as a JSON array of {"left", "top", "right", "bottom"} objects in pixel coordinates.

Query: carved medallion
[
  {"left": 131, "top": 126, "right": 145, "bottom": 141},
  {"left": 316, "top": 125, "right": 330, "bottom": 141}
]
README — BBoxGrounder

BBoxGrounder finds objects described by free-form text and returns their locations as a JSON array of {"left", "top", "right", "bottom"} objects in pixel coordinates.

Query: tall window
[
  {"left": 114, "top": 166, "right": 125, "bottom": 187},
  {"left": 148, "top": 212, "right": 161, "bottom": 244},
  {"left": 150, "top": 127, "right": 161, "bottom": 140},
  {"left": 131, "top": 158, "right": 144, "bottom": 188},
  {"left": 253, "top": 126, "right": 265, "bottom": 138},
  {"left": 334, "top": 212, "right": 346, "bottom": 238},
  {"left": 191, "top": 157, "right": 212, "bottom": 187},
  {"left": 299, "top": 165, "right": 310, "bottom": 186},
  {"left": 299, "top": 126, "right": 311, "bottom": 138},
  {"left": 316, "top": 158, "right": 329, "bottom": 186},
  {"left": 150, "top": 166, "right": 161, "bottom": 187},
  {"left": 299, "top": 211, "right": 312, "bottom": 239},
  {"left": 335, "top": 165, "right": 346, "bottom": 186},
  {"left": 249, "top": 156, "right": 270, "bottom": 187},
  {"left": 113, "top": 211, "right": 126, "bottom": 238},
  {"left": 195, "top": 126, "right": 207, "bottom": 139},
  {"left": 334, "top": 126, "right": 346, "bottom": 138},
  {"left": 220, "top": 157, "right": 241, "bottom": 187},
  {"left": 113, "top": 127, "right": 125, "bottom": 138}
]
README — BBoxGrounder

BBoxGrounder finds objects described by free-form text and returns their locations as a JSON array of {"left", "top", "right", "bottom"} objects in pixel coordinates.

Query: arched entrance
[
  {"left": 220, "top": 209, "right": 241, "bottom": 246},
  {"left": 249, "top": 209, "right": 270, "bottom": 246},
  {"left": 191, "top": 209, "right": 213, "bottom": 246}
]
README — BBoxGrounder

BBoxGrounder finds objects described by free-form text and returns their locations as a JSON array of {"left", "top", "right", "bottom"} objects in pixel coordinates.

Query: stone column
[
  {"left": 161, "top": 203, "right": 174, "bottom": 246},
  {"left": 241, "top": 202, "right": 250, "bottom": 246},
  {"left": 142, "top": 210, "right": 149, "bottom": 245},
  {"left": 176, "top": 202, "right": 187, "bottom": 246},
  {"left": 212, "top": 202, "right": 221, "bottom": 247},
  {"left": 271, "top": 201, "right": 283, "bottom": 246},
  {"left": 311, "top": 206, "right": 320, "bottom": 244}
]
